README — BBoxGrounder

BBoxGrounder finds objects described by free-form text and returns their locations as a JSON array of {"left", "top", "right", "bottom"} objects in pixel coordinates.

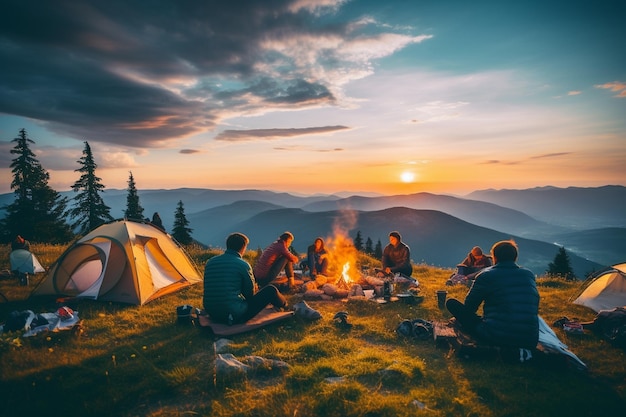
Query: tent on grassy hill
[
  {"left": 32, "top": 220, "right": 202, "bottom": 305},
  {"left": 572, "top": 263, "right": 626, "bottom": 312},
  {"left": 10, "top": 249, "right": 45, "bottom": 274}
]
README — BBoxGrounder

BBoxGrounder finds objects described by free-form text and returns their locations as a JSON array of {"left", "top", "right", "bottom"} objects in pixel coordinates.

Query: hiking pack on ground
[{"left": 591, "top": 307, "right": 626, "bottom": 347}]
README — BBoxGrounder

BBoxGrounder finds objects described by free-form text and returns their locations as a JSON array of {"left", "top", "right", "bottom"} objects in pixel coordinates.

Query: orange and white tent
[{"left": 33, "top": 220, "right": 202, "bottom": 305}]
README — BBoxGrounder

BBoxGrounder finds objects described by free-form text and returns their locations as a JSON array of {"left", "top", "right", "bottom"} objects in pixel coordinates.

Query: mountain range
[{"left": 1, "top": 185, "right": 624, "bottom": 278}]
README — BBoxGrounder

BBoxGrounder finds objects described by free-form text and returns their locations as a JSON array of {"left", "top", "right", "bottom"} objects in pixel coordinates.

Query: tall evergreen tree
[
  {"left": 67, "top": 141, "right": 114, "bottom": 235},
  {"left": 124, "top": 171, "right": 144, "bottom": 221},
  {"left": 365, "top": 237, "right": 374, "bottom": 255},
  {"left": 171, "top": 200, "right": 193, "bottom": 244},
  {"left": 374, "top": 239, "right": 383, "bottom": 259},
  {"left": 0, "top": 129, "right": 73, "bottom": 243},
  {"left": 353, "top": 230, "right": 363, "bottom": 252},
  {"left": 547, "top": 246, "right": 575, "bottom": 280}
]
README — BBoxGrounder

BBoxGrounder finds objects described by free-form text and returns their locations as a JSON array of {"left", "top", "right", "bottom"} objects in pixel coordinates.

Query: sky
[{"left": 0, "top": 0, "right": 625, "bottom": 197}]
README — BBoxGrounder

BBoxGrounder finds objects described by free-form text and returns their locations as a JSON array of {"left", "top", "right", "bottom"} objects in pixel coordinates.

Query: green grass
[{"left": 1, "top": 244, "right": 625, "bottom": 417}]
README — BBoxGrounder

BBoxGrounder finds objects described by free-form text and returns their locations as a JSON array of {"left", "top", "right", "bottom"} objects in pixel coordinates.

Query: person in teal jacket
[{"left": 203, "top": 232, "right": 287, "bottom": 324}]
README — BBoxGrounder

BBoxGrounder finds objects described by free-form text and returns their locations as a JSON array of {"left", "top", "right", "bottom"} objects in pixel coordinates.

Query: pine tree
[
  {"left": 365, "top": 237, "right": 374, "bottom": 255},
  {"left": 547, "top": 246, "right": 575, "bottom": 280},
  {"left": 67, "top": 141, "right": 114, "bottom": 235},
  {"left": 353, "top": 231, "right": 363, "bottom": 252},
  {"left": 374, "top": 239, "right": 383, "bottom": 259},
  {"left": 124, "top": 171, "right": 144, "bottom": 221},
  {"left": 171, "top": 200, "right": 193, "bottom": 244},
  {"left": 0, "top": 129, "right": 73, "bottom": 243}
]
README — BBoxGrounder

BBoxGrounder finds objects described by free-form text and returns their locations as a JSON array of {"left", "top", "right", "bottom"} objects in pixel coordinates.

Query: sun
[{"left": 400, "top": 171, "right": 415, "bottom": 183}]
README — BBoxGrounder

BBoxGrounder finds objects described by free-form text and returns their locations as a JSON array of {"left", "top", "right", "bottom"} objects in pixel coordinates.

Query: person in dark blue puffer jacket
[
  {"left": 203, "top": 232, "right": 287, "bottom": 324},
  {"left": 446, "top": 240, "right": 540, "bottom": 349}
]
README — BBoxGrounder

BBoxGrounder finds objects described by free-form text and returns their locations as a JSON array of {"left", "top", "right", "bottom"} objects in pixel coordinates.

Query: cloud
[
  {"left": 273, "top": 146, "right": 344, "bottom": 152},
  {"left": 215, "top": 125, "right": 350, "bottom": 142},
  {"left": 0, "top": 1, "right": 428, "bottom": 149},
  {"left": 179, "top": 149, "right": 201, "bottom": 154},
  {"left": 529, "top": 152, "right": 572, "bottom": 160},
  {"left": 480, "top": 159, "right": 520, "bottom": 166},
  {"left": 99, "top": 152, "right": 139, "bottom": 169},
  {"left": 595, "top": 81, "right": 626, "bottom": 98},
  {"left": 481, "top": 152, "right": 572, "bottom": 166},
  {"left": 567, "top": 91, "right": 582, "bottom": 96}
]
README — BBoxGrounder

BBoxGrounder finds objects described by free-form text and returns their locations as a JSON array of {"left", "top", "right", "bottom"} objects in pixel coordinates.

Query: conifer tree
[
  {"left": 547, "top": 246, "right": 575, "bottom": 280},
  {"left": 365, "top": 237, "right": 374, "bottom": 255},
  {"left": 171, "top": 200, "right": 193, "bottom": 244},
  {"left": 0, "top": 129, "right": 73, "bottom": 243},
  {"left": 353, "top": 230, "right": 363, "bottom": 252},
  {"left": 374, "top": 239, "right": 383, "bottom": 259},
  {"left": 67, "top": 141, "right": 113, "bottom": 235},
  {"left": 124, "top": 171, "right": 144, "bottom": 221}
]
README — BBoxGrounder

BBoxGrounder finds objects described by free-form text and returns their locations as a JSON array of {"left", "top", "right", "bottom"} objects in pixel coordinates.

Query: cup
[
  {"left": 363, "top": 289, "right": 374, "bottom": 299},
  {"left": 436, "top": 290, "right": 448, "bottom": 309}
]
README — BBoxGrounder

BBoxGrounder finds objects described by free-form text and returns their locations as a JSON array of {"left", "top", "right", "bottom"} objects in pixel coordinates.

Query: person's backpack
[{"left": 591, "top": 307, "right": 626, "bottom": 347}]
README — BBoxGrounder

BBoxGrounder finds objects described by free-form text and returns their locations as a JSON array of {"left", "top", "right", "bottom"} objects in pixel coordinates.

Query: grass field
[{"left": 1, "top": 243, "right": 625, "bottom": 417}]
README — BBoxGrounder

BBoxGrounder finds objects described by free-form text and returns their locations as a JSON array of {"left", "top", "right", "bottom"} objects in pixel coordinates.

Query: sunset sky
[{"left": 1, "top": 0, "right": 625, "bottom": 196}]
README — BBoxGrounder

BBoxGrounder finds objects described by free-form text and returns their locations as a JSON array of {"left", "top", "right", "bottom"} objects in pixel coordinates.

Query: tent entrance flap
[
  {"left": 53, "top": 241, "right": 113, "bottom": 298},
  {"left": 144, "top": 239, "right": 182, "bottom": 289}
]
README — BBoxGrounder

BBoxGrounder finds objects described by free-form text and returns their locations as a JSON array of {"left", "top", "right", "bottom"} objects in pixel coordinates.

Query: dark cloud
[
  {"left": 0, "top": 1, "right": 364, "bottom": 148},
  {"left": 179, "top": 149, "right": 201, "bottom": 154},
  {"left": 215, "top": 125, "right": 350, "bottom": 142}
]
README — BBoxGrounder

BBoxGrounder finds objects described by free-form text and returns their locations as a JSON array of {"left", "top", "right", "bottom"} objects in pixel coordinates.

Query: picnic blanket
[{"left": 198, "top": 307, "right": 294, "bottom": 336}]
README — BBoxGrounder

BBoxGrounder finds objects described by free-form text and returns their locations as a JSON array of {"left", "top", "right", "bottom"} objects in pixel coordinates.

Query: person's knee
[{"left": 445, "top": 298, "right": 463, "bottom": 314}]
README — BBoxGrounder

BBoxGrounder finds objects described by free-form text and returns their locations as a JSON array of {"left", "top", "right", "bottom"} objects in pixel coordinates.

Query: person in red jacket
[{"left": 253, "top": 231, "right": 299, "bottom": 288}]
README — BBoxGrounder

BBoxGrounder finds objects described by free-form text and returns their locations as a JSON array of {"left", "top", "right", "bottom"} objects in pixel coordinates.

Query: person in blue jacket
[{"left": 446, "top": 240, "right": 540, "bottom": 349}]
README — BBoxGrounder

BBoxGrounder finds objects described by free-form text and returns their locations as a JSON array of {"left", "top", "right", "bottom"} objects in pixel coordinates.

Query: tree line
[{"left": 0, "top": 129, "right": 194, "bottom": 245}]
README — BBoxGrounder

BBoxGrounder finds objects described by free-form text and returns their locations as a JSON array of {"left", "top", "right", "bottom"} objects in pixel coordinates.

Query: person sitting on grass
[
  {"left": 447, "top": 246, "right": 493, "bottom": 285},
  {"left": 378, "top": 231, "right": 412, "bottom": 278},
  {"left": 203, "top": 232, "right": 287, "bottom": 325},
  {"left": 253, "top": 231, "right": 299, "bottom": 289},
  {"left": 306, "top": 237, "right": 329, "bottom": 278},
  {"left": 445, "top": 240, "right": 540, "bottom": 349}
]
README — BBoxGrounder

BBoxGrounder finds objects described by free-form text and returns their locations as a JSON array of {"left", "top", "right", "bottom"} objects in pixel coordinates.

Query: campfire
[
  {"left": 335, "top": 262, "right": 352, "bottom": 290},
  {"left": 295, "top": 212, "right": 418, "bottom": 301}
]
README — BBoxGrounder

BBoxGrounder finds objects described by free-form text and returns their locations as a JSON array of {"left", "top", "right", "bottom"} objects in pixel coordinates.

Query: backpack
[{"left": 592, "top": 307, "right": 626, "bottom": 347}]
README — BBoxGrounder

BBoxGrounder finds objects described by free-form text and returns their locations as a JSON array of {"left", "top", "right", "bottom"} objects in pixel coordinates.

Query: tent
[
  {"left": 572, "top": 263, "right": 626, "bottom": 312},
  {"left": 33, "top": 220, "right": 202, "bottom": 305},
  {"left": 10, "top": 249, "right": 45, "bottom": 274}
]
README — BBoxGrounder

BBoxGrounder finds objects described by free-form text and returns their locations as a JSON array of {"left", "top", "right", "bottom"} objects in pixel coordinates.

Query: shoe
[{"left": 293, "top": 301, "right": 322, "bottom": 320}]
